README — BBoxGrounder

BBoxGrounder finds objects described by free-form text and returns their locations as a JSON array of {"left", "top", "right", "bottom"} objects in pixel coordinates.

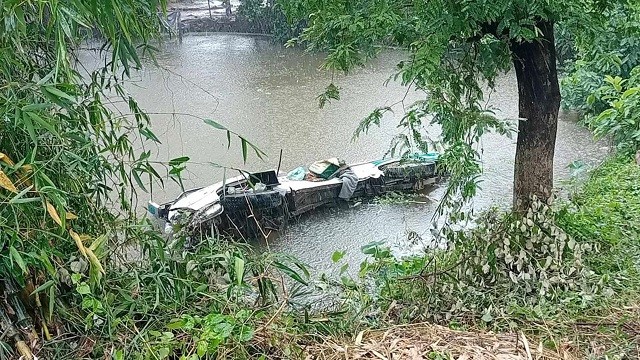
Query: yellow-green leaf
[
  {"left": 0, "top": 170, "right": 18, "bottom": 193},
  {"left": 85, "top": 247, "right": 105, "bottom": 275},
  {"left": 69, "top": 229, "right": 87, "bottom": 258},
  {"left": 46, "top": 201, "right": 62, "bottom": 226},
  {"left": 0, "top": 152, "right": 15, "bottom": 166}
]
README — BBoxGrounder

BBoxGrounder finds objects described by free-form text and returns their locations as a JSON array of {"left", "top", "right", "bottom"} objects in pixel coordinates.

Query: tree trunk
[{"left": 510, "top": 21, "right": 561, "bottom": 212}]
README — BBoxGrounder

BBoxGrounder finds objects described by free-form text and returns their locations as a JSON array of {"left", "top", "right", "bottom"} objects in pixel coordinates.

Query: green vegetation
[
  {"left": 0, "top": 1, "right": 168, "bottom": 358},
  {"left": 279, "top": 0, "right": 640, "bottom": 211},
  {"left": 236, "top": 0, "right": 304, "bottom": 43},
  {"left": 353, "top": 157, "right": 640, "bottom": 357},
  {"left": 560, "top": 3, "right": 640, "bottom": 114},
  {"left": 582, "top": 67, "right": 640, "bottom": 155},
  {"left": 1, "top": 0, "right": 639, "bottom": 359}
]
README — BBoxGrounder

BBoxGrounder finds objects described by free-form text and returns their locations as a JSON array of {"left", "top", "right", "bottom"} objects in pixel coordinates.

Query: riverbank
[
  {"left": 39, "top": 154, "right": 639, "bottom": 359},
  {"left": 167, "top": 0, "right": 273, "bottom": 34},
  {"left": 309, "top": 155, "right": 640, "bottom": 359}
]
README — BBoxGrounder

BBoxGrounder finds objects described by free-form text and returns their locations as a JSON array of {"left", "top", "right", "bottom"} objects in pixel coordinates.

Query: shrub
[
  {"left": 358, "top": 196, "right": 600, "bottom": 324},
  {"left": 583, "top": 67, "right": 640, "bottom": 155}
]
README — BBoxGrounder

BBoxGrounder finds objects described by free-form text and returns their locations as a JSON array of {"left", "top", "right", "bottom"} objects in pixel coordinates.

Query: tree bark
[{"left": 510, "top": 21, "right": 561, "bottom": 212}]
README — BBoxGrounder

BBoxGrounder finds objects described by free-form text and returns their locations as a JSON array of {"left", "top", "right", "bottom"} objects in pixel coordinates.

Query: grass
[
  {"left": 331, "top": 155, "right": 640, "bottom": 359},
  {"left": 38, "top": 156, "right": 640, "bottom": 359}
]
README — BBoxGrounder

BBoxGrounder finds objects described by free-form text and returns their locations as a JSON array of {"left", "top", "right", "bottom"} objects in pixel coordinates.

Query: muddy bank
[
  {"left": 167, "top": 0, "right": 269, "bottom": 34},
  {"left": 180, "top": 17, "right": 264, "bottom": 34}
]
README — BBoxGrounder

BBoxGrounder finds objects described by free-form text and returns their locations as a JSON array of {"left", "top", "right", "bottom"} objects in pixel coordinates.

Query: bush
[
  {"left": 583, "top": 67, "right": 640, "bottom": 155},
  {"left": 560, "top": 4, "right": 640, "bottom": 112},
  {"left": 237, "top": 0, "right": 305, "bottom": 42},
  {"left": 357, "top": 196, "right": 600, "bottom": 325}
]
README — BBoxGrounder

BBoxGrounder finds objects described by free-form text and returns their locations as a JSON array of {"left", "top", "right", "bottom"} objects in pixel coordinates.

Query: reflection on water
[{"left": 105, "top": 34, "right": 606, "bottom": 273}]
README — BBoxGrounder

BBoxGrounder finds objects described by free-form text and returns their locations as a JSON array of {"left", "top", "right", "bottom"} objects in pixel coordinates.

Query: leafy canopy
[
  {"left": 0, "top": 0, "right": 167, "bottom": 318},
  {"left": 280, "top": 0, "right": 623, "bottom": 210}
]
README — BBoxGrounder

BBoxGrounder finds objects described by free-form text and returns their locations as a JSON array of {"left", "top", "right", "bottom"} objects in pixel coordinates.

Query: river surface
[{"left": 112, "top": 34, "right": 606, "bottom": 273}]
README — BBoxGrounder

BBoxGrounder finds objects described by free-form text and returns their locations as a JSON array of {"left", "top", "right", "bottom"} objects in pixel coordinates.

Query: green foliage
[
  {"left": 581, "top": 68, "right": 640, "bottom": 155},
  {"left": 557, "top": 157, "right": 640, "bottom": 278},
  {"left": 279, "top": 0, "right": 623, "bottom": 209},
  {"left": 346, "top": 156, "right": 640, "bottom": 356},
  {"left": 44, "top": 229, "right": 314, "bottom": 358},
  {"left": 560, "top": 3, "right": 640, "bottom": 111},
  {"left": 359, "top": 196, "right": 600, "bottom": 324},
  {"left": 0, "top": 0, "right": 264, "bottom": 357},
  {"left": 237, "top": 0, "right": 305, "bottom": 42},
  {"left": 0, "top": 0, "right": 169, "bottom": 341}
]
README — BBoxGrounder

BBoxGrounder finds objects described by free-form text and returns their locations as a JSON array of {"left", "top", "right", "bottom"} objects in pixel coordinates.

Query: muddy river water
[{"left": 115, "top": 34, "right": 607, "bottom": 273}]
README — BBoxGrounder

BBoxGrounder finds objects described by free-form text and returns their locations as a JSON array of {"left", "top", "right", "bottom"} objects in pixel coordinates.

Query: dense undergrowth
[
  {"left": 352, "top": 157, "right": 640, "bottom": 358},
  {"left": 41, "top": 156, "right": 639, "bottom": 359},
  {"left": 2, "top": 1, "right": 640, "bottom": 359}
]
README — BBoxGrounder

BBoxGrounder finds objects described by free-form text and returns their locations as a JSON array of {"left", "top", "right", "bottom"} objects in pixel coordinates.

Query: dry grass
[{"left": 303, "top": 323, "right": 574, "bottom": 360}]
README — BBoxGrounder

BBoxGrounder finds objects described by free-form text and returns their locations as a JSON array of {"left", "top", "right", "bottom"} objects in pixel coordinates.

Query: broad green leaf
[
  {"left": 331, "top": 250, "right": 345, "bottom": 263},
  {"left": 10, "top": 246, "right": 28, "bottom": 275},
  {"left": 274, "top": 261, "right": 308, "bottom": 286},
  {"left": 31, "top": 279, "right": 56, "bottom": 295},
  {"left": 76, "top": 283, "right": 91, "bottom": 295},
  {"left": 234, "top": 256, "right": 245, "bottom": 286}
]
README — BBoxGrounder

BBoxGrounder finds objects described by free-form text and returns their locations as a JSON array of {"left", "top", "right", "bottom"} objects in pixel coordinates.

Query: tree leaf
[{"left": 331, "top": 250, "right": 345, "bottom": 263}]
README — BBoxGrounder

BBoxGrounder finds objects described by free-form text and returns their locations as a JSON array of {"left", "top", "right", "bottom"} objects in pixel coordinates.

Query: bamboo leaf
[
  {"left": 234, "top": 257, "right": 245, "bottom": 286},
  {"left": 10, "top": 246, "right": 28, "bottom": 275},
  {"left": 46, "top": 201, "right": 63, "bottom": 226},
  {"left": 0, "top": 153, "right": 15, "bottom": 166},
  {"left": 65, "top": 211, "right": 78, "bottom": 220},
  {"left": 43, "top": 86, "right": 76, "bottom": 104},
  {"left": 241, "top": 137, "right": 248, "bottom": 163},
  {"left": 273, "top": 261, "right": 308, "bottom": 286},
  {"left": 0, "top": 170, "right": 18, "bottom": 193},
  {"left": 132, "top": 169, "right": 148, "bottom": 192},
  {"left": 48, "top": 285, "right": 55, "bottom": 322},
  {"left": 85, "top": 247, "right": 105, "bottom": 275},
  {"left": 31, "top": 280, "right": 56, "bottom": 295},
  {"left": 69, "top": 229, "right": 87, "bottom": 258},
  {"left": 27, "top": 112, "right": 60, "bottom": 138},
  {"left": 21, "top": 111, "right": 37, "bottom": 142},
  {"left": 203, "top": 118, "right": 228, "bottom": 130},
  {"left": 9, "top": 185, "right": 34, "bottom": 204}
]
